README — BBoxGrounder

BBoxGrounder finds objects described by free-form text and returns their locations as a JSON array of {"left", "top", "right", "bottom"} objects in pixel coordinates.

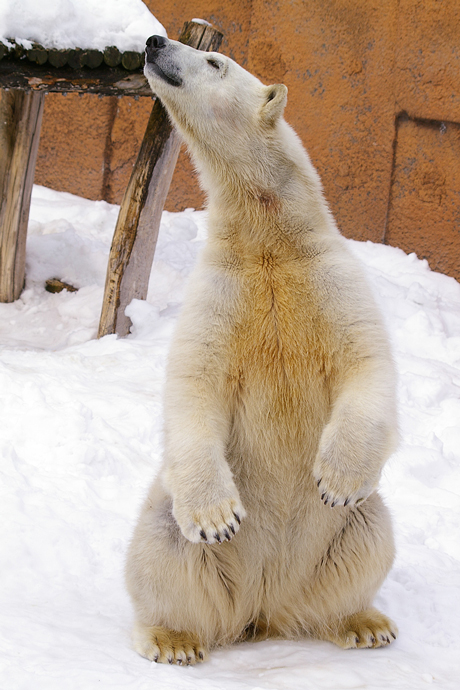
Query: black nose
[{"left": 146, "top": 35, "right": 168, "bottom": 50}]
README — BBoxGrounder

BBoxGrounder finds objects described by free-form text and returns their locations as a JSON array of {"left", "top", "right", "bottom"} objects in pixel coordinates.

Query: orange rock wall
[{"left": 34, "top": 1, "right": 460, "bottom": 280}]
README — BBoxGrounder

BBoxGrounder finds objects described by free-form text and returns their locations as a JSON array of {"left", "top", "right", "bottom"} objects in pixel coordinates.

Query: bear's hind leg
[
  {"left": 133, "top": 622, "right": 208, "bottom": 665},
  {"left": 126, "top": 482, "right": 252, "bottom": 664},
  {"left": 308, "top": 493, "right": 397, "bottom": 649}
]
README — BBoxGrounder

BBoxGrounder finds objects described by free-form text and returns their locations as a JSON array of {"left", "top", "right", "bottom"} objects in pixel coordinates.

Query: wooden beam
[
  {"left": 97, "top": 21, "right": 223, "bottom": 338},
  {"left": 0, "top": 41, "right": 150, "bottom": 96},
  {"left": 0, "top": 60, "right": 152, "bottom": 97},
  {"left": 0, "top": 88, "right": 44, "bottom": 302}
]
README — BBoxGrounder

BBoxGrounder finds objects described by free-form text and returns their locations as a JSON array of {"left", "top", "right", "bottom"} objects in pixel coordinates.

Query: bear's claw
[{"left": 318, "top": 480, "right": 348, "bottom": 508}]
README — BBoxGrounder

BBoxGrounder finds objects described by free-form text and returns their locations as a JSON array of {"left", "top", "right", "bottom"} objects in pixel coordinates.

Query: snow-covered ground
[
  {"left": 0, "top": 0, "right": 165, "bottom": 51},
  {"left": 1, "top": 185, "right": 459, "bottom": 689}
]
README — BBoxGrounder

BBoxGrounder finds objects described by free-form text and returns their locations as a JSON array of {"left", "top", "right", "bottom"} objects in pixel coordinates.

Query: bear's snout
[
  {"left": 146, "top": 35, "right": 168, "bottom": 50},
  {"left": 144, "top": 35, "right": 183, "bottom": 88},
  {"left": 146, "top": 35, "right": 168, "bottom": 60}
]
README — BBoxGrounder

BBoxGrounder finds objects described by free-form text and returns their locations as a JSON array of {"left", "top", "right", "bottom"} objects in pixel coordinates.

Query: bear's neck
[{"left": 184, "top": 121, "right": 336, "bottom": 250}]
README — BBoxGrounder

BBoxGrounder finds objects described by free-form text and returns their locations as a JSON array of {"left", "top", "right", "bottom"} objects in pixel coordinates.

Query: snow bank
[
  {"left": 0, "top": 185, "right": 459, "bottom": 689},
  {"left": 0, "top": 0, "right": 166, "bottom": 51}
]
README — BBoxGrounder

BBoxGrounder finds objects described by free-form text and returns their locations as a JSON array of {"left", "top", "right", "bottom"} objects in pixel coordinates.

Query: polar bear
[{"left": 125, "top": 35, "right": 399, "bottom": 665}]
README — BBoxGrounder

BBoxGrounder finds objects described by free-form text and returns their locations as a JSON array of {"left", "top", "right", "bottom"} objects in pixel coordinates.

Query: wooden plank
[
  {"left": 97, "top": 20, "right": 223, "bottom": 338},
  {"left": 0, "top": 88, "right": 44, "bottom": 302}
]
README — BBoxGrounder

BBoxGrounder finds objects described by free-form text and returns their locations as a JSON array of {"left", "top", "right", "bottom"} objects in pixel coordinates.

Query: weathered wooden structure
[
  {"left": 0, "top": 20, "right": 222, "bottom": 336},
  {"left": 98, "top": 22, "right": 222, "bottom": 337},
  {"left": 0, "top": 88, "right": 44, "bottom": 301},
  {"left": 0, "top": 37, "right": 148, "bottom": 304}
]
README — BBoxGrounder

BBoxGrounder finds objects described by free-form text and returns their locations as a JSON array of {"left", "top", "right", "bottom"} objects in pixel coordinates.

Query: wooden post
[
  {"left": 97, "top": 21, "right": 223, "bottom": 338},
  {"left": 0, "top": 88, "right": 44, "bottom": 302}
]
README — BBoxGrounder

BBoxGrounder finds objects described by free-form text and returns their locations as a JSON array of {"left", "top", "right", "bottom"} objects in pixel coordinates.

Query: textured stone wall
[{"left": 34, "top": 1, "right": 460, "bottom": 280}]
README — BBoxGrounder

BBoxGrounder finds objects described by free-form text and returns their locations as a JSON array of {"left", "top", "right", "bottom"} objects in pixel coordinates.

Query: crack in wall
[
  {"left": 383, "top": 111, "right": 459, "bottom": 245},
  {"left": 101, "top": 96, "right": 119, "bottom": 204}
]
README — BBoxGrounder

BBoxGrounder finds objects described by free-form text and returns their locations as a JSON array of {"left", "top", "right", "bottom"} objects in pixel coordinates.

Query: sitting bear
[{"left": 125, "top": 34, "right": 398, "bottom": 665}]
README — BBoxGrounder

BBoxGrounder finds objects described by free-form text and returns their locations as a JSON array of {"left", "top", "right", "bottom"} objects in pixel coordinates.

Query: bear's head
[{"left": 144, "top": 36, "right": 288, "bottom": 150}]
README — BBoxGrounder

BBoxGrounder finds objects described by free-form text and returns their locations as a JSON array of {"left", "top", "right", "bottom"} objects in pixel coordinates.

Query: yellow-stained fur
[{"left": 125, "top": 37, "right": 398, "bottom": 665}]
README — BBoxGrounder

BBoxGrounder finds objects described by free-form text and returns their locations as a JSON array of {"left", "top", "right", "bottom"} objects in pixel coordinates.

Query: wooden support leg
[
  {"left": 0, "top": 88, "right": 44, "bottom": 302},
  {"left": 97, "top": 21, "right": 223, "bottom": 338}
]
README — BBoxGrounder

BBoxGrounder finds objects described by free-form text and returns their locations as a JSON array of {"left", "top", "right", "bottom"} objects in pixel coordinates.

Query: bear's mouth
[{"left": 144, "top": 59, "right": 183, "bottom": 88}]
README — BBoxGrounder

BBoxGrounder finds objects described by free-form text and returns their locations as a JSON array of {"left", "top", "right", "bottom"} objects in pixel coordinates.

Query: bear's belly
[
  {"left": 224, "top": 298, "right": 331, "bottom": 506},
  {"left": 224, "top": 356, "right": 340, "bottom": 587}
]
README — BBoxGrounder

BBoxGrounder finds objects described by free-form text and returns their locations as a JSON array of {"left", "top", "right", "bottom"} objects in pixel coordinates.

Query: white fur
[{"left": 125, "top": 39, "right": 399, "bottom": 665}]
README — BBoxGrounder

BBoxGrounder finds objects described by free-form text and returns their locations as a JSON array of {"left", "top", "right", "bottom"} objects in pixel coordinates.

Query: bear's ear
[{"left": 260, "top": 83, "right": 288, "bottom": 125}]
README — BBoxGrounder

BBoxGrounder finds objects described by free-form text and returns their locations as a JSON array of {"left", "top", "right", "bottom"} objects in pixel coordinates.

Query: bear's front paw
[
  {"left": 174, "top": 491, "right": 246, "bottom": 545},
  {"left": 313, "top": 456, "right": 378, "bottom": 508},
  {"left": 315, "top": 472, "right": 375, "bottom": 508},
  {"left": 313, "top": 417, "right": 387, "bottom": 508}
]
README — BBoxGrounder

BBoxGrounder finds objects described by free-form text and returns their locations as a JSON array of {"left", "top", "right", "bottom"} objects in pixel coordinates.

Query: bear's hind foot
[
  {"left": 133, "top": 622, "right": 207, "bottom": 665},
  {"left": 324, "top": 608, "right": 398, "bottom": 649}
]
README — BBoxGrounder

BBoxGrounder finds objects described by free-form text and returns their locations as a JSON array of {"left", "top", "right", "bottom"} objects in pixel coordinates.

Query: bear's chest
[{"left": 225, "top": 256, "right": 333, "bottom": 418}]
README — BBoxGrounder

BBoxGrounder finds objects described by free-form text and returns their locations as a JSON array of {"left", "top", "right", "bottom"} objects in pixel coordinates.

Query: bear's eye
[{"left": 207, "top": 58, "right": 221, "bottom": 70}]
